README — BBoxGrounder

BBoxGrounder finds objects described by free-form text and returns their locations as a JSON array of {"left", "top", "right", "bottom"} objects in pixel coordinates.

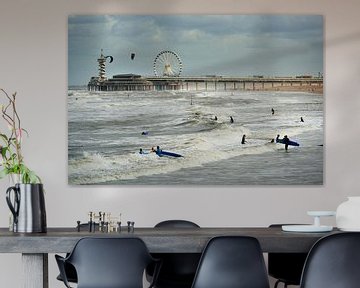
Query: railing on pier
[{"left": 87, "top": 76, "right": 323, "bottom": 92}]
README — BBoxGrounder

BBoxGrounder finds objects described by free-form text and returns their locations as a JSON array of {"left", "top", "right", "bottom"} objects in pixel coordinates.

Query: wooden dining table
[{"left": 0, "top": 226, "right": 339, "bottom": 288}]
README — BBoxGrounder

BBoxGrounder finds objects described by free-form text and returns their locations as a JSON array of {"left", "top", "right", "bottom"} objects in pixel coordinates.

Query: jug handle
[{"left": 6, "top": 186, "right": 20, "bottom": 224}]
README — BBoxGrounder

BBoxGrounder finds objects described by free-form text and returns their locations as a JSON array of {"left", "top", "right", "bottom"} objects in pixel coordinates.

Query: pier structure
[
  {"left": 88, "top": 49, "right": 322, "bottom": 92},
  {"left": 88, "top": 74, "right": 154, "bottom": 91},
  {"left": 97, "top": 49, "right": 107, "bottom": 82},
  {"left": 88, "top": 74, "right": 323, "bottom": 92}
]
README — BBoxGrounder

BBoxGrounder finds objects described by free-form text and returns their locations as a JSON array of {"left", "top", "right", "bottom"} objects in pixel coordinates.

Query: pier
[
  {"left": 88, "top": 75, "right": 323, "bottom": 93},
  {"left": 87, "top": 50, "right": 323, "bottom": 93}
]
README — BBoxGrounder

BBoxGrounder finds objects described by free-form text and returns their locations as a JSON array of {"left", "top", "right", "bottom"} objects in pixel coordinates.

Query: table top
[{"left": 0, "top": 227, "right": 340, "bottom": 254}]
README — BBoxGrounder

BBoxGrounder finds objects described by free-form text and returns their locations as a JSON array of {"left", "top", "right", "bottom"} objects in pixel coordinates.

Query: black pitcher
[{"left": 6, "top": 183, "right": 47, "bottom": 233}]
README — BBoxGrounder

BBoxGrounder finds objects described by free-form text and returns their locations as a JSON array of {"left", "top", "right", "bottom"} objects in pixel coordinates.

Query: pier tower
[{"left": 97, "top": 49, "right": 107, "bottom": 82}]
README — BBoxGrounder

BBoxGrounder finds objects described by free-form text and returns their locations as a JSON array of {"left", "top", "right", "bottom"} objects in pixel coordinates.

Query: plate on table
[
  {"left": 282, "top": 225, "right": 333, "bottom": 233},
  {"left": 307, "top": 211, "right": 336, "bottom": 217}
]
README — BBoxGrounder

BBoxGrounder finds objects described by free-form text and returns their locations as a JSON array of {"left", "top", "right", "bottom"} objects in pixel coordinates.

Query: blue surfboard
[
  {"left": 276, "top": 138, "right": 300, "bottom": 146},
  {"left": 157, "top": 150, "right": 183, "bottom": 157}
]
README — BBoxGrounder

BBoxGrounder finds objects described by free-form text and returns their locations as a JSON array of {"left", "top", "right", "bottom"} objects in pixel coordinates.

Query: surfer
[
  {"left": 241, "top": 134, "right": 247, "bottom": 144},
  {"left": 283, "top": 135, "right": 290, "bottom": 151},
  {"left": 139, "top": 148, "right": 144, "bottom": 154},
  {"left": 276, "top": 134, "right": 299, "bottom": 149},
  {"left": 156, "top": 146, "right": 162, "bottom": 155},
  {"left": 230, "top": 116, "right": 234, "bottom": 123},
  {"left": 271, "top": 108, "right": 275, "bottom": 115},
  {"left": 300, "top": 117, "right": 304, "bottom": 122},
  {"left": 214, "top": 115, "right": 218, "bottom": 121}
]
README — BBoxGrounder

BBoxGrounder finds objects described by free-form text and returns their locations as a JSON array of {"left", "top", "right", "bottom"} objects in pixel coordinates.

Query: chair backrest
[
  {"left": 191, "top": 236, "right": 270, "bottom": 288},
  {"left": 268, "top": 224, "right": 308, "bottom": 285},
  {"left": 155, "top": 219, "right": 200, "bottom": 228},
  {"left": 66, "top": 237, "right": 154, "bottom": 288},
  {"left": 150, "top": 220, "right": 201, "bottom": 287},
  {"left": 300, "top": 232, "right": 360, "bottom": 288}
]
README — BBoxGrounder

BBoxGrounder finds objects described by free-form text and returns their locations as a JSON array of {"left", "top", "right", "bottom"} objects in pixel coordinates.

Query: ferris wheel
[{"left": 153, "top": 50, "right": 183, "bottom": 77}]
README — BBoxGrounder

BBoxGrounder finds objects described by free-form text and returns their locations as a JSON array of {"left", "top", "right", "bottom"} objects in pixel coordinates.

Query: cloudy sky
[{"left": 68, "top": 15, "right": 323, "bottom": 86}]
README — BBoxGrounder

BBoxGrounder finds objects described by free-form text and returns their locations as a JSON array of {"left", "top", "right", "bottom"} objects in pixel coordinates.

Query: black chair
[
  {"left": 154, "top": 220, "right": 200, "bottom": 229},
  {"left": 147, "top": 220, "right": 201, "bottom": 288},
  {"left": 300, "top": 232, "right": 360, "bottom": 288},
  {"left": 56, "top": 262, "right": 77, "bottom": 284},
  {"left": 191, "top": 236, "right": 270, "bottom": 288},
  {"left": 55, "top": 237, "right": 160, "bottom": 288},
  {"left": 56, "top": 223, "right": 99, "bottom": 284},
  {"left": 268, "top": 224, "right": 308, "bottom": 288}
]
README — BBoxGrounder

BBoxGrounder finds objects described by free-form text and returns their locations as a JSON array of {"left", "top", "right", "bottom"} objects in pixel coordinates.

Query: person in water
[
  {"left": 271, "top": 108, "right": 275, "bottom": 115},
  {"left": 275, "top": 134, "right": 291, "bottom": 150},
  {"left": 300, "top": 117, "right": 304, "bottom": 122},
  {"left": 156, "top": 146, "right": 162, "bottom": 155},
  {"left": 241, "top": 134, "right": 246, "bottom": 144},
  {"left": 139, "top": 148, "right": 144, "bottom": 154},
  {"left": 214, "top": 115, "right": 218, "bottom": 121},
  {"left": 230, "top": 116, "right": 234, "bottom": 123},
  {"left": 283, "top": 135, "right": 290, "bottom": 151}
]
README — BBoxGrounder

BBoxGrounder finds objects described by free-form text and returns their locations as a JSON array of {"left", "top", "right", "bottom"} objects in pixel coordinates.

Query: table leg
[{"left": 22, "top": 253, "right": 48, "bottom": 288}]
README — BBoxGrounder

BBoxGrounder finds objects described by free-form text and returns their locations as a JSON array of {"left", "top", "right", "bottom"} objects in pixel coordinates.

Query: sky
[{"left": 68, "top": 15, "right": 323, "bottom": 86}]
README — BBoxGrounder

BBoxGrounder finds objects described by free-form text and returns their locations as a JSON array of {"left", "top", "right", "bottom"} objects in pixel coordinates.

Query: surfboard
[
  {"left": 276, "top": 138, "right": 300, "bottom": 146},
  {"left": 157, "top": 150, "right": 183, "bottom": 157}
]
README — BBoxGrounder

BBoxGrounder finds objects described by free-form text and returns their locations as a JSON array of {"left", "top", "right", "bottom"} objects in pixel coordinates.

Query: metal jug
[{"left": 6, "top": 183, "right": 47, "bottom": 233}]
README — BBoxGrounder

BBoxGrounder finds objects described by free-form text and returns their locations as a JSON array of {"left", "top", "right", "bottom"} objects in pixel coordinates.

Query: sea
[{"left": 68, "top": 89, "right": 323, "bottom": 185}]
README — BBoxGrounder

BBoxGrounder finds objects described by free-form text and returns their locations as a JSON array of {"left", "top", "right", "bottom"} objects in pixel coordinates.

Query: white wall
[{"left": 1, "top": 0, "right": 360, "bottom": 287}]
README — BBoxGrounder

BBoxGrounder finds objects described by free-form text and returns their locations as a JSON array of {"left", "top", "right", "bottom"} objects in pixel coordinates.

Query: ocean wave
[{"left": 68, "top": 89, "right": 323, "bottom": 184}]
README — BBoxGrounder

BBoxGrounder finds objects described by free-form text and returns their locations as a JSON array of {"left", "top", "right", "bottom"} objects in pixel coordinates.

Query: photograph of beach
[{"left": 68, "top": 15, "right": 323, "bottom": 185}]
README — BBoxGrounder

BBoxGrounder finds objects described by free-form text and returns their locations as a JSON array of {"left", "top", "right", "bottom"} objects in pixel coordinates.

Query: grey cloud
[{"left": 68, "top": 15, "right": 323, "bottom": 85}]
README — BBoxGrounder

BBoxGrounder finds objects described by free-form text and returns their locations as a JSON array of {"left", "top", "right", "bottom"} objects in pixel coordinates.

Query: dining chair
[
  {"left": 300, "top": 232, "right": 360, "bottom": 288},
  {"left": 268, "top": 224, "right": 308, "bottom": 288},
  {"left": 146, "top": 220, "right": 201, "bottom": 288},
  {"left": 191, "top": 236, "right": 270, "bottom": 288},
  {"left": 55, "top": 237, "right": 160, "bottom": 288},
  {"left": 56, "top": 223, "right": 99, "bottom": 284}
]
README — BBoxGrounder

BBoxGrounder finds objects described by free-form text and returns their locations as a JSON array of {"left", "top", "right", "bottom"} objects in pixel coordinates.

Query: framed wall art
[{"left": 68, "top": 15, "right": 323, "bottom": 185}]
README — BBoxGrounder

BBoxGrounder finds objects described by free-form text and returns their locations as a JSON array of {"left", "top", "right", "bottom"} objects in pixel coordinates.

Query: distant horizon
[{"left": 69, "top": 15, "right": 323, "bottom": 86}]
